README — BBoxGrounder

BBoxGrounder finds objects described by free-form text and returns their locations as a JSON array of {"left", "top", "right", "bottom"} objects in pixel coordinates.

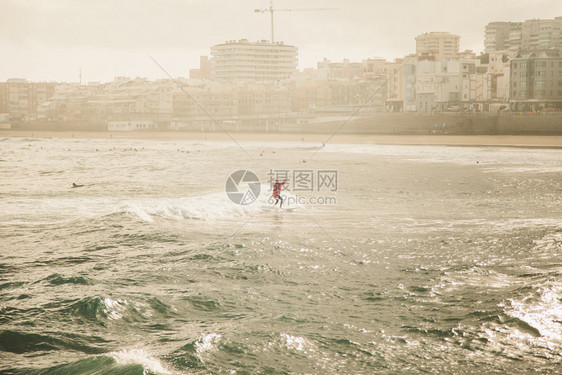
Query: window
[
  {"left": 535, "top": 90, "right": 545, "bottom": 96},
  {"left": 520, "top": 91, "right": 527, "bottom": 98},
  {"left": 521, "top": 81, "right": 527, "bottom": 87},
  {"left": 520, "top": 72, "right": 526, "bottom": 77},
  {"left": 536, "top": 81, "right": 545, "bottom": 86},
  {"left": 535, "top": 61, "right": 546, "bottom": 67},
  {"left": 520, "top": 62, "right": 527, "bottom": 68},
  {"left": 536, "top": 71, "right": 546, "bottom": 76}
]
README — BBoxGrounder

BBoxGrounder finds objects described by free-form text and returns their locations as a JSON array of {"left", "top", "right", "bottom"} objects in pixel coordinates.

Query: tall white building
[
  {"left": 415, "top": 32, "right": 460, "bottom": 61},
  {"left": 210, "top": 39, "right": 298, "bottom": 83}
]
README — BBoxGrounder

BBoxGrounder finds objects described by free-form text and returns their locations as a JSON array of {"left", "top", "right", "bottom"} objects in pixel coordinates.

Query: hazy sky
[{"left": 1, "top": 0, "right": 561, "bottom": 82}]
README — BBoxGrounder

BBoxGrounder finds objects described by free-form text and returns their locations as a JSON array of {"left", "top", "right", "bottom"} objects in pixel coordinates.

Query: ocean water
[{"left": 0, "top": 136, "right": 561, "bottom": 374}]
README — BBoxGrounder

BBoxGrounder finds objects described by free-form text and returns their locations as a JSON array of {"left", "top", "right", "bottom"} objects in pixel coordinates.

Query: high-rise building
[
  {"left": 485, "top": 22, "right": 521, "bottom": 52},
  {"left": 210, "top": 39, "right": 298, "bottom": 83},
  {"left": 0, "top": 79, "right": 56, "bottom": 121},
  {"left": 415, "top": 32, "right": 460, "bottom": 61},
  {"left": 485, "top": 17, "right": 562, "bottom": 53}
]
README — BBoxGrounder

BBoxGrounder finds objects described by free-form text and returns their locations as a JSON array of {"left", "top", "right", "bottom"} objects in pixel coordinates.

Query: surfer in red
[{"left": 272, "top": 179, "right": 287, "bottom": 208}]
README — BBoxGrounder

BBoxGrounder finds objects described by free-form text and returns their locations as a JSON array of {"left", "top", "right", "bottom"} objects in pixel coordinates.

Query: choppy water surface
[{"left": 0, "top": 136, "right": 561, "bottom": 374}]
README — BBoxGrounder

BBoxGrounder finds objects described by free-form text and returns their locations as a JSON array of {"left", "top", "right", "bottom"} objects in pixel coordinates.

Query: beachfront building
[
  {"left": 172, "top": 82, "right": 239, "bottom": 129},
  {"left": 412, "top": 58, "right": 491, "bottom": 112},
  {"left": 0, "top": 79, "right": 56, "bottom": 121},
  {"left": 171, "top": 80, "right": 296, "bottom": 130},
  {"left": 415, "top": 32, "right": 460, "bottom": 61},
  {"left": 479, "top": 52, "right": 513, "bottom": 106},
  {"left": 509, "top": 49, "right": 562, "bottom": 111},
  {"left": 210, "top": 39, "right": 298, "bottom": 83}
]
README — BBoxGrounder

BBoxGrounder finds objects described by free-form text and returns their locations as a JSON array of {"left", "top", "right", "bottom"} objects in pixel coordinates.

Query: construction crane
[{"left": 255, "top": 0, "right": 337, "bottom": 43}]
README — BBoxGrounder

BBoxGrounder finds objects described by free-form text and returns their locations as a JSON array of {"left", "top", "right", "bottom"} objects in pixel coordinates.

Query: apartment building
[
  {"left": 479, "top": 52, "right": 513, "bottom": 103},
  {"left": 485, "top": 17, "right": 562, "bottom": 53},
  {"left": 415, "top": 32, "right": 460, "bottom": 61},
  {"left": 413, "top": 59, "right": 491, "bottom": 112},
  {"left": 210, "top": 39, "right": 298, "bottom": 83},
  {"left": 173, "top": 82, "right": 239, "bottom": 122},
  {"left": 510, "top": 49, "right": 562, "bottom": 111},
  {"left": 0, "top": 79, "right": 56, "bottom": 121},
  {"left": 485, "top": 22, "right": 523, "bottom": 52}
]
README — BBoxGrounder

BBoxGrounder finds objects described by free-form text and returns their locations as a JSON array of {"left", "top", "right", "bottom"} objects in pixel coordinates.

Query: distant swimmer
[
  {"left": 72, "top": 183, "right": 84, "bottom": 188},
  {"left": 272, "top": 179, "right": 287, "bottom": 208}
]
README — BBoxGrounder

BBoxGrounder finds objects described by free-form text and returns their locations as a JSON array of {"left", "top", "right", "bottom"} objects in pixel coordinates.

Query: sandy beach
[{"left": 2, "top": 130, "right": 562, "bottom": 148}]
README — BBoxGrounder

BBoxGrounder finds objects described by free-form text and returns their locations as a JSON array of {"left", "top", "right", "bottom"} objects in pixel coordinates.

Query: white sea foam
[
  {"left": 103, "top": 298, "right": 127, "bottom": 320},
  {"left": 195, "top": 333, "right": 222, "bottom": 354},
  {"left": 433, "top": 268, "right": 521, "bottom": 295},
  {"left": 110, "top": 348, "right": 171, "bottom": 374},
  {"left": 504, "top": 284, "right": 562, "bottom": 343},
  {"left": 280, "top": 333, "right": 308, "bottom": 352},
  {"left": 2, "top": 183, "right": 303, "bottom": 224},
  {"left": 121, "top": 184, "right": 302, "bottom": 222}
]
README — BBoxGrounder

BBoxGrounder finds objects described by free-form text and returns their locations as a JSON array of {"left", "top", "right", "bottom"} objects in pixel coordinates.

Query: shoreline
[{"left": 2, "top": 130, "right": 562, "bottom": 148}]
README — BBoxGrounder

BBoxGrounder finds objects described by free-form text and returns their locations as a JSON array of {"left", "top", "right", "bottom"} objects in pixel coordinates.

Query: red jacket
[{"left": 272, "top": 181, "right": 286, "bottom": 197}]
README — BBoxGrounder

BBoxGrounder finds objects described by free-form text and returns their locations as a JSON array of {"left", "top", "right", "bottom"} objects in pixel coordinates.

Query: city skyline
[{"left": 1, "top": 0, "right": 562, "bottom": 83}]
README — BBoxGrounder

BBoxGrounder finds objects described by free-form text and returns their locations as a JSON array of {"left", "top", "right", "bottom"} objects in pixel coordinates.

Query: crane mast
[{"left": 254, "top": 0, "right": 336, "bottom": 43}]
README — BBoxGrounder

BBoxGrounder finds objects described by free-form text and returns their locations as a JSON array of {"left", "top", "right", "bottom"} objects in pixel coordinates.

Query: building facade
[
  {"left": 485, "top": 22, "right": 522, "bottom": 52},
  {"left": 415, "top": 32, "right": 460, "bottom": 61},
  {"left": 0, "top": 79, "right": 56, "bottom": 121},
  {"left": 485, "top": 17, "right": 562, "bottom": 53},
  {"left": 384, "top": 59, "right": 406, "bottom": 111},
  {"left": 210, "top": 39, "right": 298, "bottom": 83},
  {"left": 479, "top": 52, "right": 513, "bottom": 104},
  {"left": 412, "top": 58, "right": 492, "bottom": 112},
  {"left": 510, "top": 49, "right": 562, "bottom": 111}
]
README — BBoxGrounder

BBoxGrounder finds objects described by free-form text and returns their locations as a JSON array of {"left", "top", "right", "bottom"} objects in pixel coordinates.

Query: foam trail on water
[
  {"left": 505, "top": 284, "right": 562, "bottom": 342},
  {"left": 121, "top": 184, "right": 303, "bottom": 222},
  {"left": 110, "top": 348, "right": 171, "bottom": 374},
  {"left": 3, "top": 184, "right": 303, "bottom": 224}
]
